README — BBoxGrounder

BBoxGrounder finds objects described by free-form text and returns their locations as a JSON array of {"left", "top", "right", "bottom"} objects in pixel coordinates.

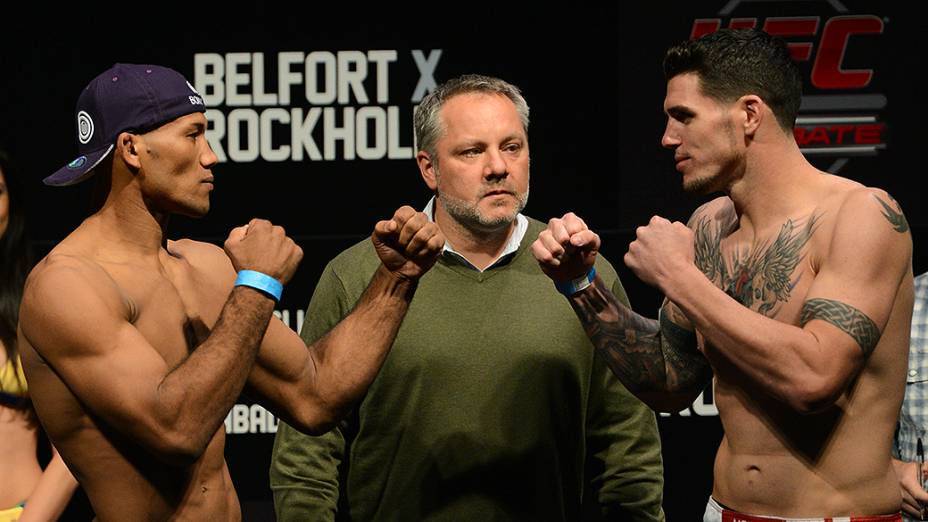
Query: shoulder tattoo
[{"left": 873, "top": 194, "right": 909, "bottom": 233}]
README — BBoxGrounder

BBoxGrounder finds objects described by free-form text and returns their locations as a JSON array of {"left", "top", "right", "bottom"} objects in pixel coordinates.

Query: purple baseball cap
[{"left": 45, "top": 63, "right": 207, "bottom": 187}]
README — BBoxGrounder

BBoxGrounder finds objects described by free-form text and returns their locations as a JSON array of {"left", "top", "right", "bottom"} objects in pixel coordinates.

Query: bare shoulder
[
  {"left": 169, "top": 238, "right": 226, "bottom": 261},
  {"left": 845, "top": 185, "right": 907, "bottom": 232},
  {"left": 821, "top": 183, "right": 912, "bottom": 274},
  {"left": 686, "top": 196, "right": 736, "bottom": 230},
  {"left": 169, "top": 239, "right": 234, "bottom": 272},
  {"left": 822, "top": 180, "right": 909, "bottom": 235},
  {"left": 20, "top": 253, "right": 129, "bottom": 351},
  {"left": 24, "top": 252, "right": 123, "bottom": 305},
  {"left": 813, "top": 174, "right": 903, "bottom": 221}
]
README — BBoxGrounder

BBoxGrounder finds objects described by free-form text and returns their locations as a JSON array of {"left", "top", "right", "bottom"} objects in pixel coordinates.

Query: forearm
[
  {"left": 569, "top": 277, "right": 709, "bottom": 409},
  {"left": 156, "top": 286, "right": 275, "bottom": 453},
  {"left": 17, "top": 450, "right": 78, "bottom": 522},
  {"left": 304, "top": 264, "right": 417, "bottom": 425}
]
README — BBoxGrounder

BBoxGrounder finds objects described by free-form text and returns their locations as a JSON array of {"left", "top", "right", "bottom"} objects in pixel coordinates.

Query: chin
[
  {"left": 682, "top": 172, "right": 721, "bottom": 195},
  {"left": 178, "top": 203, "right": 210, "bottom": 218},
  {"left": 476, "top": 211, "right": 518, "bottom": 231}
]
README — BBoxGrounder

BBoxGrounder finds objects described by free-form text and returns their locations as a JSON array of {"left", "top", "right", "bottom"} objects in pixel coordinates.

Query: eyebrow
[
  {"left": 185, "top": 122, "right": 207, "bottom": 133},
  {"left": 666, "top": 105, "right": 695, "bottom": 119}
]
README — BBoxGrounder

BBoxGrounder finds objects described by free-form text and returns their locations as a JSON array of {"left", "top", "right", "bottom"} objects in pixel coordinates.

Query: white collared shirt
[{"left": 422, "top": 197, "right": 528, "bottom": 272}]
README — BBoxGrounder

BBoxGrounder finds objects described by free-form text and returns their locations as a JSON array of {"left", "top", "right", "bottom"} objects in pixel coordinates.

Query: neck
[
  {"left": 85, "top": 173, "right": 170, "bottom": 260},
  {"left": 433, "top": 202, "right": 515, "bottom": 271},
  {"left": 725, "top": 131, "right": 824, "bottom": 233}
]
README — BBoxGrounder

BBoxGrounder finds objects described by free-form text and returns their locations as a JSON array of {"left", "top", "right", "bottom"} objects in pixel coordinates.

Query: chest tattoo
[{"left": 693, "top": 213, "right": 821, "bottom": 316}]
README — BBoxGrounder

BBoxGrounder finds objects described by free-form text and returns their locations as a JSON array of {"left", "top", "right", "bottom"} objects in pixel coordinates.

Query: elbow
[
  {"left": 786, "top": 376, "right": 844, "bottom": 415},
  {"left": 638, "top": 389, "right": 702, "bottom": 414},
  {"left": 287, "top": 416, "right": 335, "bottom": 437},
  {"left": 285, "top": 402, "right": 342, "bottom": 436},
  {"left": 153, "top": 429, "right": 211, "bottom": 467}
]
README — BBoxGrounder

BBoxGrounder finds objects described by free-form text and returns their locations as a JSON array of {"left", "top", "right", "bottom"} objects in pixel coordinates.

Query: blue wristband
[
  {"left": 554, "top": 267, "right": 596, "bottom": 297},
  {"left": 235, "top": 270, "right": 283, "bottom": 302}
]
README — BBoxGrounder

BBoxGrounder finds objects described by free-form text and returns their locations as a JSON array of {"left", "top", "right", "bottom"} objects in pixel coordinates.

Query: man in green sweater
[{"left": 270, "top": 74, "right": 664, "bottom": 521}]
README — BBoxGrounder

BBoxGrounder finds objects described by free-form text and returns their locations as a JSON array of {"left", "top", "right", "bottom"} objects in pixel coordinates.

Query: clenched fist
[
  {"left": 224, "top": 218, "right": 303, "bottom": 284},
  {"left": 372, "top": 206, "right": 444, "bottom": 281},
  {"left": 532, "top": 212, "right": 600, "bottom": 282}
]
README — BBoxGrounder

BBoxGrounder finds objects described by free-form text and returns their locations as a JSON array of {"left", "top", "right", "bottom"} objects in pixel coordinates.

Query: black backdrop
[{"left": 3, "top": 2, "right": 926, "bottom": 520}]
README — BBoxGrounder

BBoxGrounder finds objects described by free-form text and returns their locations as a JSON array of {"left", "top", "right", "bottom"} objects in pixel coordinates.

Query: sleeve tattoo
[{"left": 569, "top": 278, "right": 712, "bottom": 394}]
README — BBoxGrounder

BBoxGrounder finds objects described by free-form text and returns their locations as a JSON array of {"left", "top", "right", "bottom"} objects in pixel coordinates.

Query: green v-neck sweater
[{"left": 271, "top": 218, "right": 664, "bottom": 521}]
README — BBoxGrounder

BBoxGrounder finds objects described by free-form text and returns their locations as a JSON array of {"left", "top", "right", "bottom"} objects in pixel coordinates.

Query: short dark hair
[{"left": 663, "top": 28, "right": 802, "bottom": 131}]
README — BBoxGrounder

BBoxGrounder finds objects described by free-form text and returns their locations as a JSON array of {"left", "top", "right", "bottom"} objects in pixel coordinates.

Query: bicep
[
  {"left": 251, "top": 261, "right": 353, "bottom": 392},
  {"left": 802, "top": 192, "right": 911, "bottom": 358},
  {"left": 249, "top": 316, "right": 316, "bottom": 401},
  {"left": 21, "top": 268, "right": 174, "bottom": 436}
]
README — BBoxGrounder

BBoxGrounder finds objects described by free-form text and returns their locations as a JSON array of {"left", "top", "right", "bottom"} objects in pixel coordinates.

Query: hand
[
  {"left": 372, "top": 206, "right": 444, "bottom": 281},
  {"left": 624, "top": 216, "right": 695, "bottom": 291},
  {"left": 531, "top": 212, "right": 600, "bottom": 282},
  {"left": 893, "top": 458, "right": 928, "bottom": 519},
  {"left": 224, "top": 219, "right": 303, "bottom": 284}
]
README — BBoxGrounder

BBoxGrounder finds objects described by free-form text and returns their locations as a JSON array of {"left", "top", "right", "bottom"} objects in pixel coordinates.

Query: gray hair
[{"left": 414, "top": 74, "right": 530, "bottom": 161}]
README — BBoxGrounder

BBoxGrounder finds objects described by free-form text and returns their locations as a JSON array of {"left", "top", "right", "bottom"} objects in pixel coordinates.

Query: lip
[
  {"left": 674, "top": 157, "right": 690, "bottom": 171},
  {"left": 483, "top": 189, "right": 513, "bottom": 197}
]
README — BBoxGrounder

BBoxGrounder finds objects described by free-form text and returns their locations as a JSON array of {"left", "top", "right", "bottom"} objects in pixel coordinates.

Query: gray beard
[
  {"left": 434, "top": 163, "right": 530, "bottom": 233},
  {"left": 437, "top": 184, "right": 529, "bottom": 233}
]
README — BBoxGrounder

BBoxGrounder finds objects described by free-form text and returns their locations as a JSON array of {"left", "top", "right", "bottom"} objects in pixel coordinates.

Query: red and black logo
[{"left": 692, "top": 1, "right": 887, "bottom": 171}]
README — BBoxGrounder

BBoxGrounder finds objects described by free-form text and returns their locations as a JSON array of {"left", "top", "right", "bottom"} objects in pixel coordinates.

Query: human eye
[{"left": 668, "top": 108, "right": 694, "bottom": 124}]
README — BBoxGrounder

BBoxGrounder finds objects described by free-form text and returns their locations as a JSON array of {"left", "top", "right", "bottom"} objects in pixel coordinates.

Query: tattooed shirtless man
[{"left": 533, "top": 29, "right": 913, "bottom": 520}]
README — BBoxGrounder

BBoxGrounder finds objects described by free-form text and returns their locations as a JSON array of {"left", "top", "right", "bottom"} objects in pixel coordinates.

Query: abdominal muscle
[{"left": 710, "top": 379, "right": 900, "bottom": 517}]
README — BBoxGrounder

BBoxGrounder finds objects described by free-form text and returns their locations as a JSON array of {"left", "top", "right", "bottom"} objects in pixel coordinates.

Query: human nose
[
  {"left": 661, "top": 120, "right": 681, "bottom": 149},
  {"left": 201, "top": 140, "right": 219, "bottom": 169},
  {"left": 483, "top": 149, "right": 508, "bottom": 180}
]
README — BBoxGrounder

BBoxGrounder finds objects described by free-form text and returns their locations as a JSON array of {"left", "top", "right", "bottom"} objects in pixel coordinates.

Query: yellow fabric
[
  {"left": 0, "top": 354, "right": 27, "bottom": 397},
  {"left": 0, "top": 504, "right": 23, "bottom": 522}
]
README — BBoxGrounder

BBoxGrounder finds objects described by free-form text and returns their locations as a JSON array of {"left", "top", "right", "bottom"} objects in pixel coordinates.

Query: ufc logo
[{"left": 690, "top": 15, "right": 884, "bottom": 89}]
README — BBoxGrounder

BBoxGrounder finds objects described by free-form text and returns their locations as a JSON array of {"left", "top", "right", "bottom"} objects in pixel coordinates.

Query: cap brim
[{"left": 43, "top": 144, "right": 114, "bottom": 187}]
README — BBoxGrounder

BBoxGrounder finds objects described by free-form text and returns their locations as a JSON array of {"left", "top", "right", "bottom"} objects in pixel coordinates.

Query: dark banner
[{"left": 2, "top": 3, "right": 924, "bottom": 520}]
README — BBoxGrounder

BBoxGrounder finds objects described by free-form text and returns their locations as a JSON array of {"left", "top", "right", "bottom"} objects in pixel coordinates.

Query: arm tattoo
[
  {"left": 873, "top": 194, "right": 909, "bottom": 233},
  {"left": 800, "top": 298, "right": 881, "bottom": 356},
  {"left": 569, "top": 277, "right": 711, "bottom": 393}
]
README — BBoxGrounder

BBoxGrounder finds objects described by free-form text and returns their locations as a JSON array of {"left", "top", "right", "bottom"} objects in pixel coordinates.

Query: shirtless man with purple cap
[{"left": 18, "top": 63, "right": 444, "bottom": 521}]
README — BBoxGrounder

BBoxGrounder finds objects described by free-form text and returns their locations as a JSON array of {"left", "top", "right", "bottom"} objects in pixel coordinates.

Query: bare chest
[
  {"left": 694, "top": 213, "right": 823, "bottom": 320},
  {"left": 105, "top": 264, "right": 226, "bottom": 367}
]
